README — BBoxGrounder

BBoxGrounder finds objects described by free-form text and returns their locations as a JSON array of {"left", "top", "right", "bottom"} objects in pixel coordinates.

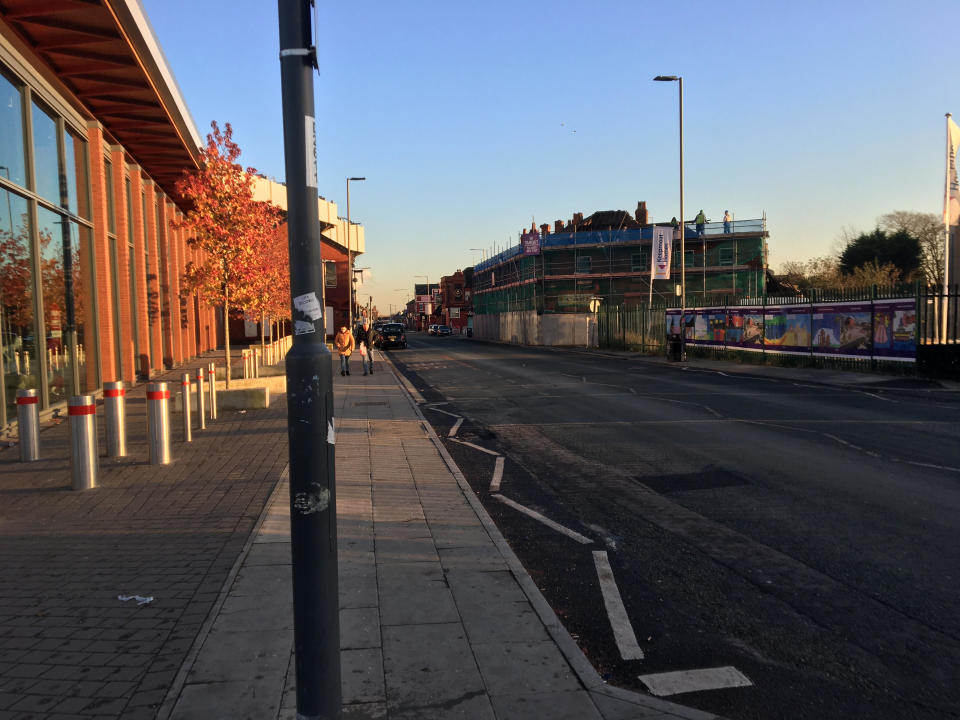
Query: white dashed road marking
[
  {"left": 638, "top": 666, "right": 753, "bottom": 697},
  {"left": 448, "top": 438, "right": 501, "bottom": 456},
  {"left": 592, "top": 551, "right": 644, "bottom": 660},
  {"left": 448, "top": 417, "right": 463, "bottom": 437},
  {"left": 488, "top": 456, "right": 505, "bottom": 492},
  {"left": 492, "top": 494, "right": 593, "bottom": 544},
  {"left": 427, "top": 406, "right": 462, "bottom": 419}
]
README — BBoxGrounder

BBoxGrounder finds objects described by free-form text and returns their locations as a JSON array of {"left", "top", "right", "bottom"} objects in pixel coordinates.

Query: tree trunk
[{"left": 224, "top": 291, "right": 232, "bottom": 390}]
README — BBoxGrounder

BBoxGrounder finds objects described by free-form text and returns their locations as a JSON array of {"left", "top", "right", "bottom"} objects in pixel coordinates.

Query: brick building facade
[{"left": 0, "top": 1, "right": 363, "bottom": 427}]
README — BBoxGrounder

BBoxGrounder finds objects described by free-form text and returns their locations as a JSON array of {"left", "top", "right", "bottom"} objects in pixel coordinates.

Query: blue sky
[{"left": 142, "top": 0, "right": 958, "bottom": 313}]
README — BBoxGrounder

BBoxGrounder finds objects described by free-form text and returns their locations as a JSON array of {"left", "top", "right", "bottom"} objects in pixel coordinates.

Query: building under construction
[{"left": 473, "top": 206, "right": 769, "bottom": 320}]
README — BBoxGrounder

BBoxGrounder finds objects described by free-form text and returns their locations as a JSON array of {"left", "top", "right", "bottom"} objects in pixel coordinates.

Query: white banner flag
[
  {"left": 651, "top": 226, "right": 672, "bottom": 280},
  {"left": 946, "top": 115, "right": 960, "bottom": 227}
]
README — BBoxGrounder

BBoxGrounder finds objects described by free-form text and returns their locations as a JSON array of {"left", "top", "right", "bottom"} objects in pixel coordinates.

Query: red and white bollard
[
  {"left": 147, "top": 382, "right": 172, "bottom": 465},
  {"left": 208, "top": 362, "right": 217, "bottom": 420},
  {"left": 68, "top": 395, "right": 97, "bottom": 490},
  {"left": 16, "top": 388, "right": 40, "bottom": 462},
  {"left": 181, "top": 373, "right": 192, "bottom": 442},
  {"left": 196, "top": 367, "right": 206, "bottom": 430},
  {"left": 103, "top": 381, "right": 126, "bottom": 458}
]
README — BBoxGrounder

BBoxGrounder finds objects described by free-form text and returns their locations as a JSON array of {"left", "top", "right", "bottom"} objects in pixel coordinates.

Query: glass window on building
[
  {"left": 31, "top": 102, "right": 60, "bottom": 205},
  {"left": 0, "top": 71, "right": 27, "bottom": 189},
  {"left": 719, "top": 247, "right": 734, "bottom": 265},
  {"left": 685, "top": 250, "right": 695, "bottom": 268},
  {"left": 576, "top": 255, "right": 591, "bottom": 274},
  {"left": 70, "top": 221, "right": 95, "bottom": 392},
  {"left": 0, "top": 188, "right": 36, "bottom": 419},
  {"left": 63, "top": 130, "right": 89, "bottom": 219},
  {"left": 324, "top": 261, "right": 337, "bottom": 287},
  {"left": 37, "top": 206, "right": 90, "bottom": 404}
]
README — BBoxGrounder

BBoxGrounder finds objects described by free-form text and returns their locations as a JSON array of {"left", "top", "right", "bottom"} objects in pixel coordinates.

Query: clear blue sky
[{"left": 142, "top": 0, "right": 957, "bottom": 313}]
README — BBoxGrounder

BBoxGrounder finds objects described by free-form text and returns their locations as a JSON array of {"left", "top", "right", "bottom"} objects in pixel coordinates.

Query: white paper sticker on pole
[
  {"left": 652, "top": 226, "right": 672, "bottom": 280},
  {"left": 305, "top": 116, "right": 317, "bottom": 188},
  {"left": 294, "top": 320, "right": 316, "bottom": 335},
  {"left": 294, "top": 292, "right": 323, "bottom": 321}
]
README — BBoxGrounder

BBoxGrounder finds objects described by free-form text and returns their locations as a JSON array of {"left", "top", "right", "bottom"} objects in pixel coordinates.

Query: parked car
[
  {"left": 428, "top": 324, "right": 439, "bottom": 335},
  {"left": 378, "top": 323, "right": 407, "bottom": 349},
  {"left": 436, "top": 325, "right": 452, "bottom": 336}
]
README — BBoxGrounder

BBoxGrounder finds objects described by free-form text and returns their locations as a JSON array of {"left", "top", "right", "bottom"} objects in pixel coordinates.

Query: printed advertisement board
[
  {"left": 726, "top": 307, "right": 764, "bottom": 349},
  {"left": 522, "top": 230, "right": 541, "bottom": 256},
  {"left": 811, "top": 303, "right": 872, "bottom": 357},
  {"left": 689, "top": 309, "right": 727, "bottom": 345},
  {"left": 764, "top": 306, "right": 811, "bottom": 353},
  {"left": 872, "top": 299, "right": 916, "bottom": 360}
]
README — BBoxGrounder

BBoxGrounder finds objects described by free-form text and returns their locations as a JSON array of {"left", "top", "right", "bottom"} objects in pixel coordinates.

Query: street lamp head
[
  {"left": 348, "top": 176, "right": 366, "bottom": 181},
  {"left": 653, "top": 75, "right": 680, "bottom": 82}
]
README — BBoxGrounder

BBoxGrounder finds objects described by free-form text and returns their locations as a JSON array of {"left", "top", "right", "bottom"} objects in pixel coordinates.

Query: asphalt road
[{"left": 384, "top": 332, "right": 960, "bottom": 720}]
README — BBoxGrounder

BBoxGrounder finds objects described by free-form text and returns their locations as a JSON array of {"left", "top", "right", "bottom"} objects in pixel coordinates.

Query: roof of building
[
  {"left": 2, "top": 0, "right": 202, "bottom": 203},
  {"left": 564, "top": 210, "right": 641, "bottom": 233}
]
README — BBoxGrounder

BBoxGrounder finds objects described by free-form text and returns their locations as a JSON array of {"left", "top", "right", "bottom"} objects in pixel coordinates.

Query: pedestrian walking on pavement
[
  {"left": 357, "top": 321, "right": 377, "bottom": 376},
  {"left": 335, "top": 326, "right": 354, "bottom": 376}
]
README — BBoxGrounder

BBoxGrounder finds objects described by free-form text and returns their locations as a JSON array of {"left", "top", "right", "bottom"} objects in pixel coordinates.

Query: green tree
[
  {"left": 878, "top": 211, "right": 943, "bottom": 288},
  {"left": 839, "top": 228, "right": 919, "bottom": 280}
]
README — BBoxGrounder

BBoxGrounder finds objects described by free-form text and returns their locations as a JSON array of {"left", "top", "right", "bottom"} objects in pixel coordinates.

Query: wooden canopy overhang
[{"left": 1, "top": 0, "right": 202, "bottom": 204}]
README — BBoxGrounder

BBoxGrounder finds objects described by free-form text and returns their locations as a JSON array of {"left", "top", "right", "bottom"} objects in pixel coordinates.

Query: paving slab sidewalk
[{"left": 162, "top": 353, "right": 722, "bottom": 720}]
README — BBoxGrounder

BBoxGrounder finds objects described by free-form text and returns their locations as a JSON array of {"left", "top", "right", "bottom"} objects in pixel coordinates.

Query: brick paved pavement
[{"left": 0, "top": 353, "right": 288, "bottom": 719}]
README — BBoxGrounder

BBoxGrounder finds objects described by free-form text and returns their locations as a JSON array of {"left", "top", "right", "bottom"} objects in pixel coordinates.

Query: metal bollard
[
  {"left": 181, "top": 373, "right": 192, "bottom": 442},
  {"left": 103, "top": 381, "right": 126, "bottom": 458},
  {"left": 196, "top": 368, "right": 206, "bottom": 430},
  {"left": 16, "top": 388, "right": 39, "bottom": 462},
  {"left": 69, "top": 395, "right": 97, "bottom": 490},
  {"left": 208, "top": 362, "right": 217, "bottom": 420},
  {"left": 147, "top": 382, "right": 172, "bottom": 465}
]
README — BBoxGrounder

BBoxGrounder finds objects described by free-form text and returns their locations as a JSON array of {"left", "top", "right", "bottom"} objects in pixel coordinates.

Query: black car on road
[{"left": 378, "top": 323, "right": 407, "bottom": 349}]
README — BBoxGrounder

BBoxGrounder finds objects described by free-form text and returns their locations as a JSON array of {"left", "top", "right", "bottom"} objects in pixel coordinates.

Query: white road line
[
  {"left": 448, "top": 438, "right": 501, "bottom": 456},
  {"left": 858, "top": 391, "right": 896, "bottom": 403},
  {"left": 704, "top": 405, "right": 722, "bottom": 418},
  {"left": 903, "top": 459, "right": 960, "bottom": 473},
  {"left": 821, "top": 432, "right": 864, "bottom": 452},
  {"left": 489, "top": 456, "right": 505, "bottom": 492},
  {"left": 638, "top": 666, "right": 752, "bottom": 697},
  {"left": 426, "top": 406, "right": 462, "bottom": 419},
  {"left": 448, "top": 417, "right": 463, "bottom": 437},
  {"left": 592, "top": 551, "right": 644, "bottom": 660},
  {"left": 492, "top": 494, "right": 593, "bottom": 545}
]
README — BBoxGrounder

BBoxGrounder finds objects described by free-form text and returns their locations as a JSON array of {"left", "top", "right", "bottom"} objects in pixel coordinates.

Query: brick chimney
[
  {"left": 573, "top": 212, "right": 583, "bottom": 226},
  {"left": 539, "top": 223, "right": 550, "bottom": 236},
  {"left": 555, "top": 220, "right": 564, "bottom": 233},
  {"left": 636, "top": 201, "right": 648, "bottom": 225}
]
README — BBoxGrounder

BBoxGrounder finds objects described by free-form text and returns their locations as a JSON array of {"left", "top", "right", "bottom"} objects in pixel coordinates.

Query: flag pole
[{"left": 945, "top": 113, "right": 954, "bottom": 343}]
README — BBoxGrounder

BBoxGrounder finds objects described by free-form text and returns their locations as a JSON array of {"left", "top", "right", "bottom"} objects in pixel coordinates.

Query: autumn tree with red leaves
[
  {"left": 234, "top": 203, "right": 288, "bottom": 360},
  {"left": 176, "top": 121, "right": 282, "bottom": 387}
]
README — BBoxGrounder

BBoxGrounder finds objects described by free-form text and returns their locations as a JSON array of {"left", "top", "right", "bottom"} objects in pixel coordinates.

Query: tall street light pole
[
  {"left": 346, "top": 176, "right": 365, "bottom": 333},
  {"left": 654, "top": 75, "right": 684, "bottom": 360},
  {"left": 278, "top": 2, "right": 339, "bottom": 718}
]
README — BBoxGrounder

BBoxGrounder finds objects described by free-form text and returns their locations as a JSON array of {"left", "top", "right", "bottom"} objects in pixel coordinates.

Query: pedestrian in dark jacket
[{"left": 357, "top": 321, "right": 377, "bottom": 375}]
